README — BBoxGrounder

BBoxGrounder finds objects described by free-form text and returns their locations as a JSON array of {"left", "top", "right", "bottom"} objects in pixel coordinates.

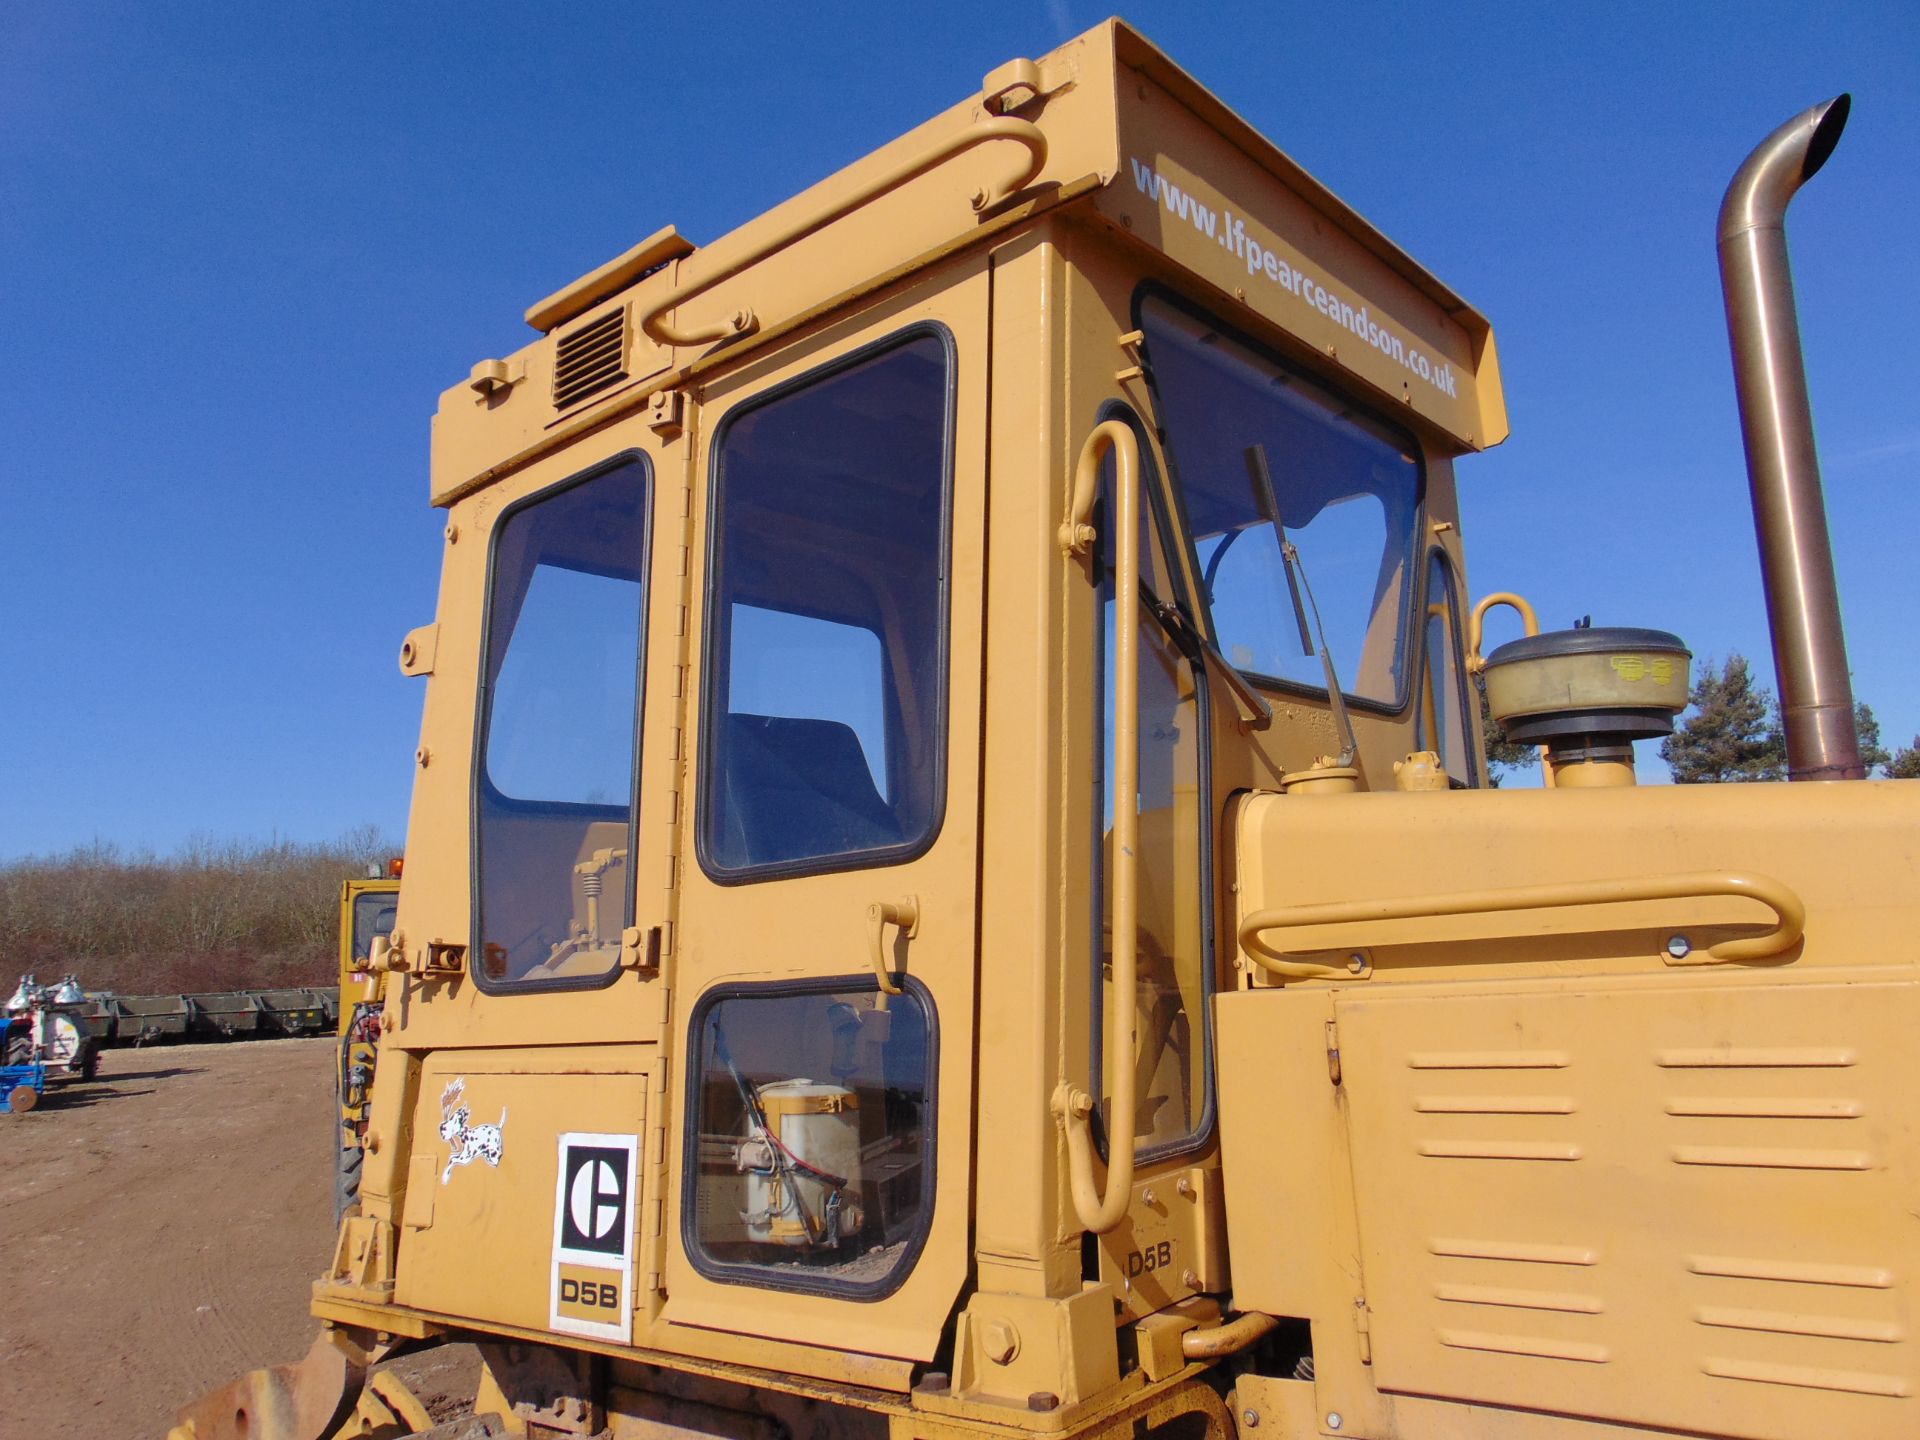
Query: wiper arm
[
  {"left": 1152, "top": 598, "right": 1273, "bottom": 732},
  {"left": 1244, "top": 445, "right": 1359, "bottom": 767}
]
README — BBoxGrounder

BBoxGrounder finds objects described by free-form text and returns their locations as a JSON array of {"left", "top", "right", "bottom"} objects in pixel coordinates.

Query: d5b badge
[{"left": 550, "top": 1132, "right": 637, "bottom": 1341}]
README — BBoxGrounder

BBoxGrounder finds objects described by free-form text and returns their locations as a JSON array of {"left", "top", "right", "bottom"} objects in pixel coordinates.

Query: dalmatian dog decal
[{"left": 438, "top": 1077, "right": 508, "bottom": 1184}]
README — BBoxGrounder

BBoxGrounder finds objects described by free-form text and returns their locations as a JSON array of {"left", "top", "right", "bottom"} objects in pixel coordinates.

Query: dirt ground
[{"left": 0, "top": 1038, "right": 476, "bottom": 1440}]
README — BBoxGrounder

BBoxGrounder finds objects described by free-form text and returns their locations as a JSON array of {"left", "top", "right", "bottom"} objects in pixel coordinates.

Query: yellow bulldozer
[
  {"left": 172, "top": 21, "right": 1915, "bottom": 1440},
  {"left": 338, "top": 870, "right": 403, "bottom": 1222}
]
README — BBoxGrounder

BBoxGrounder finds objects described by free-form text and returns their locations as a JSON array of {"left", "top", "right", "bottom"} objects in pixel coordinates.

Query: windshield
[{"left": 1140, "top": 293, "right": 1423, "bottom": 706}]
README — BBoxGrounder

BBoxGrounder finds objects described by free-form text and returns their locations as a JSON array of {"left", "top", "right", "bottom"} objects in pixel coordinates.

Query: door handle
[{"left": 866, "top": 896, "right": 919, "bottom": 1008}]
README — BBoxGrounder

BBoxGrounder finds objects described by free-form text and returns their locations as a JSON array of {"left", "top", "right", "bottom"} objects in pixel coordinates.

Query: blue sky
[{"left": 3, "top": 2, "right": 1915, "bottom": 857}]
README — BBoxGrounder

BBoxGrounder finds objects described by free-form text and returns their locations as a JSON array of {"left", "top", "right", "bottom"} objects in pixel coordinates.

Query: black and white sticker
[{"left": 550, "top": 1132, "right": 637, "bottom": 1342}]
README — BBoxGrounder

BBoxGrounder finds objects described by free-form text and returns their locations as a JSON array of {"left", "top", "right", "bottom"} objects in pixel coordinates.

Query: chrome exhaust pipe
[{"left": 1717, "top": 95, "right": 1862, "bottom": 780}]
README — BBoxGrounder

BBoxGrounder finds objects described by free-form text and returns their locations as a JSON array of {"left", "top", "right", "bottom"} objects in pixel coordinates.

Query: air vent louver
[{"left": 552, "top": 307, "right": 629, "bottom": 409}]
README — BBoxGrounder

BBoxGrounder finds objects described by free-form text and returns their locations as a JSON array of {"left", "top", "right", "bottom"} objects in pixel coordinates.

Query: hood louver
[{"left": 552, "top": 307, "right": 630, "bottom": 410}]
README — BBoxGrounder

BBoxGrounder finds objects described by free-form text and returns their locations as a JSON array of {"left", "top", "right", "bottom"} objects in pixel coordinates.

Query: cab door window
[
  {"left": 698, "top": 327, "right": 953, "bottom": 880},
  {"left": 474, "top": 455, "right": 650, "bottom": 988},
  {"left": 683, "top": 978, "right": 936, "bottom": 1297}
]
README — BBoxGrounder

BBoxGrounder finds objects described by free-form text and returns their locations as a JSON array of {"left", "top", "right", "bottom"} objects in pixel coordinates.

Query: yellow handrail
[
  {"left": 640, "top": 116, "right": 1048, "bottom": 348},
  {"left": 1053, "top": 420, "right": 1140, "bottom": 1236},
  {"left": 1466, "top": 590, "right": 1539, "bottom": 672},
  {"left": 1240, "top": 869, "right": 1806, "bottom": 980},
  {"left": 1467, "top": 589, "right": 1551, "bottom": 785}
]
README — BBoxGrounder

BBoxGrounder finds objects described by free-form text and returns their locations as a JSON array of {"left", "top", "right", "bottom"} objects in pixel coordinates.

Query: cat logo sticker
[{"left": 550, "top": 1133, "right": 637, "bottom": 1341}]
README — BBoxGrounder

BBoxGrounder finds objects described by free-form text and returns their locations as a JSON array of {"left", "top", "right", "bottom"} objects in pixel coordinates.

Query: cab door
[{"left": 660, "top": 266, "right": 988, "bottom": 1362}]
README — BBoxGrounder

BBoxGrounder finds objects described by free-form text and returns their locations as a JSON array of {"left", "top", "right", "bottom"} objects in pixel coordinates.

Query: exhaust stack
[{"left": 1717, "top": 95, "right": 1862, "bottom": 781}]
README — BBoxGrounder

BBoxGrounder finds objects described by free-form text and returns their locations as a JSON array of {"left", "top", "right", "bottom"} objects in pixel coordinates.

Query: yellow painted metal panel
[
  {"left": 1338, "top": 975, "right": 1919, "bottom": 1438},
  {"left": 395, "top": 1048, "right": 650, "bottom": 1341},
  {"left": 1099, "top": 68, "right": 1499, "bottom": 450}
]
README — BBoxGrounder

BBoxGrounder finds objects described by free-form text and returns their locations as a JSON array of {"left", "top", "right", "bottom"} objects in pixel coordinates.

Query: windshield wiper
[
  {"left": 1244, "top": 444, "right": 1358, "bottom": 767},
  {"left": 1152, "top": 597, "right": 1273, "bottom": 732}
]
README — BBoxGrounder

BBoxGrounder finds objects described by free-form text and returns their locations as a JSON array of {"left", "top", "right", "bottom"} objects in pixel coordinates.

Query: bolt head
[
  {"left": 981, "top": 1317, "right": 1020, "bottom": 1365},
  {"left": 1666, "top": 934, "right": 1693, "bottom": 959},
  {"left": 1327, "top": 1413, "right": 1343, "bottom": 1430},
  {"left": 1242, "top": 1408, "right": 1260, "bottom": 1428}
]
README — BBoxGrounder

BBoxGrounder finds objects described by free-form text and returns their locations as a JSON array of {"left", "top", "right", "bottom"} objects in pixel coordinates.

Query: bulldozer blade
[{"left": 168, "top": 1329, "right": 366, "bottom": 1440}]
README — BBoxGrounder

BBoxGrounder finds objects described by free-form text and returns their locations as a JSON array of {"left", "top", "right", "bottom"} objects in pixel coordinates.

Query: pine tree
[
  {"left": 1476, "top": 672, "right": 1538, "bottom": 787},
  {"left": 1887, "top": 738, "right": 1920, "bottom": 780},
  {"left": 1661, "top": 654, "right": 1787, "bottom": 783},
  {"left": 1854, "top": 701, "right": 1890, "bottom": 774}
]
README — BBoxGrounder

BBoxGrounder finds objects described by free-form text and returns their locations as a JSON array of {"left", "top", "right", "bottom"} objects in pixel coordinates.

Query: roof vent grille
[{"left": 553, "top": 307, "right": 629, "bottom": 409}]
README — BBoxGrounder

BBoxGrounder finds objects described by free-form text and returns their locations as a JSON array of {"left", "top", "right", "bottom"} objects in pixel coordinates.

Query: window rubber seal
[
  {"left": 677, "top": 973, "right": 940, "bottom": 1301},
  {"left": 469, "top": 448, "right": 654, "bottom": 996},
  {"left": 693, "top": 320, "right": 959, "bottom": 887}
]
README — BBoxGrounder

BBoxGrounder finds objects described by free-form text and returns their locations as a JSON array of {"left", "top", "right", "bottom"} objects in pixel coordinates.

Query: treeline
[{"left": 0, "top": 828, "right": 396, "bottom": 995}]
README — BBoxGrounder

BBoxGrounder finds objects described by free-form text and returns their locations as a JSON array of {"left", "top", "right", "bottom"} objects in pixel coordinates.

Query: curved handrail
[
  {"left": 1240, "top": 869, "right": 1806, "bottom": 981},
  {"left": 1467, "top": 589, "right": 1549, "bottom": 784},
  {"left": 1053, "top": 420, "right": 1141, "bottom": 1236},
  {"left": 640, "top": 116, "right": 1048, "bottom": 348},
  {"left": 1466, "top": 590, "right": 1539, "bottom": 673}
]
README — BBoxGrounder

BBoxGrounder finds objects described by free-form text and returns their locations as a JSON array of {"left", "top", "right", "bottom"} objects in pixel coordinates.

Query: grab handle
[
  {"left": 641, "top": 116, "right": 1048, "bottom": 348},
  {"left": 1240, "top": 869, "right": 1805, "bottom": 981},
  {"left": 1467, "top": 590, "right": 1552, "bottom": 784},
  {"left": 1466, "top": 590, "right": 1540, "bottom": 672},
  {"left": 1053, "top": 419, "right": 1141, "bottom": 1235}
]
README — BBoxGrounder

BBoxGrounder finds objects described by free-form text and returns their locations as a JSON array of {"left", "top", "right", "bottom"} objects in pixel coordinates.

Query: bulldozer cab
[
  {"left": 362, "top": 13, "right": 1501, "bottom": 1367},
  {"left": 194, "top": 20, "right": 1918, "bottom": 1440}
]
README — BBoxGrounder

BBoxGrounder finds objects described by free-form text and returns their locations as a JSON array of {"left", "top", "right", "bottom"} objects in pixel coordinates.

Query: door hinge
[
  {"left": 1325, "top": 1019, "right": 1343, "bottom": 1087},
  {"left": 1354, "top": 1297, "right": 1373, "bottom": 1364}
]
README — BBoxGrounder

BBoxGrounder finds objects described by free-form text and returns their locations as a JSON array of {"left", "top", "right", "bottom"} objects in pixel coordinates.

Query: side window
[
  {"left": 700, "top": 329, "right": 952, "bottom": 879},
  {"left": 1140, "top": 293, "right": 1424, "bottom": 706},
  {"left": 684, "top": 980, "right": 935, "bottom": 1297},
  {"left": 1416, "top": 550, "right": 1477, "bottom": 784},
  {"left": 475, "top": 457, "right": 650, "bottom": 988}
]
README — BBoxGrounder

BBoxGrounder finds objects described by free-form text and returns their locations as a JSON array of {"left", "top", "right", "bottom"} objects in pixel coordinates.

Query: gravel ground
[{"left": 0, "top": 1037, "right": 477, "bottom": 1440}]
